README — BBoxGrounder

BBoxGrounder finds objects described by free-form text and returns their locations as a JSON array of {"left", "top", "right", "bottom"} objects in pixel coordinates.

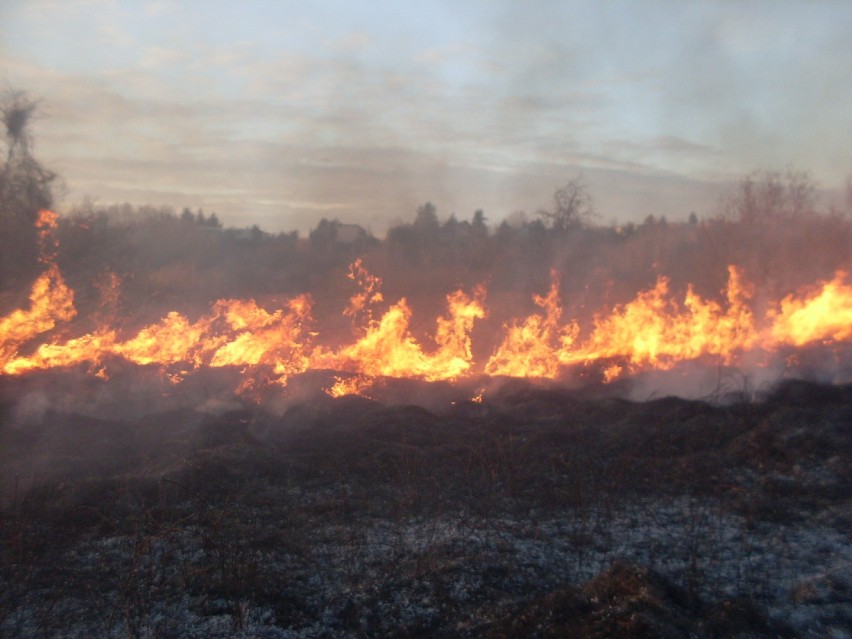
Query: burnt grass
[{"left": 1, "top": 378, "right": 850, "bottom": 638}]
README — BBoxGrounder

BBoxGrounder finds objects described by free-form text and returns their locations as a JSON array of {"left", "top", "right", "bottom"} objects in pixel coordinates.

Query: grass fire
[
  {"left": 2, "top": 5, "right": 852, "bottom": 633},
  {"left": 2, "top": 211, "right": 850, "bottom": 400},
  {"left": 3, "top": 154, "right": 851, "bottom": 639}
]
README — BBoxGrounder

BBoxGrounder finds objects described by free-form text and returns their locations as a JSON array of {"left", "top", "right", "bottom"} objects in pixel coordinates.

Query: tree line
[{"left": 2, "top": 91, "right": 851, "bottom": 330}]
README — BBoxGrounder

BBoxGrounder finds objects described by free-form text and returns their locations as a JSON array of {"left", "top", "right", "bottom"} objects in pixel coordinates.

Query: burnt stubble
[{"left": 1, "top": 377, "right": 849, "bottom": 638}]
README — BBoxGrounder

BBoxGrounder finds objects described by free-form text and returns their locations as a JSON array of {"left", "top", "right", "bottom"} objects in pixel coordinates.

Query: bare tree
[
  {"left": 723, "top": 168, "right": 817, "bottom": 224},
  {"left": 539, "top": 176, "right": 596, "bottom": 231},
  {"left": 0, "top": 89, "right": 56, "bottom": 286},
  {"left": 2, "top": 90, "right": 38, "bottom": 160}
]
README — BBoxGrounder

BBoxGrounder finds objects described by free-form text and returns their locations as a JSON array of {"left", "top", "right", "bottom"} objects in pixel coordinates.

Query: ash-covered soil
[{"left": 1, "top": 378, "right": 850, "bottom": 638}]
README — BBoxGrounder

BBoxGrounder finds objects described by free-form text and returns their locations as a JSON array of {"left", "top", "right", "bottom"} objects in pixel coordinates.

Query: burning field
[
  {"left": 0, "top": 200, "right": 850, "bottom": 638},
  {"left": 2, "top": 209, "right": 851, "bottom": 404},
  {"left": 3, "top": 2, "right": 852, "bottom": 631}
]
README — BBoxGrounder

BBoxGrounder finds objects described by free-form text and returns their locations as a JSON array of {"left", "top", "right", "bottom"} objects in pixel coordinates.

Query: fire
[
  {"left": 769, "top": 271, "right": 852, "bottom": 347},
  {"left": 114, "top": 295, "right": 320, "bottom": 385},
  {"left": 564, "top": 265, "right": 757, "bottom": 372},
  {"left": 485, "top": 272, "right": 578, "bottom": 378},
  {"left": 485, "top": 266, "right": 759, "bottom": 380},
  {"left": 0, "top": 264, "right": 76, "bottom": 364},
  {"left": 328, "top": 263, "right": 485, "bottom": 381},
  {"left": 332, "top": 288, "right": 485, "bottom": 381},
  {"left": 602, "top": 364, "right": 623, "bottom": 383},
  {"left": 2, "top": 212, "right": 852, "bottom": 396},
  {"left": 2, "top": 330, "right": 114, "bottom": 375},
  {"left": 0, "top": 210, "right": 76, "bottom": 364},
  {"left": 116, "top": 312, "right": 208, "bottom": 367},
  {"left": 208, "top": 297, "right": 316, "bottom": 376},
  {"left": 36, "top": 209, "right": 60, "bottom": 262},
  {"left": 344, "top": 258, "right": 384, "bottom": 321},
  {"left": 327, "top": 374, "right": 375, "bottom": 398}
]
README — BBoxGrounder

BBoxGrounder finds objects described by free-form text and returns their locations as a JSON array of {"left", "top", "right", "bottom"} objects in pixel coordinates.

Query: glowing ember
[{"left": 326, "top": 374, "right": 375, "bottom": 398}]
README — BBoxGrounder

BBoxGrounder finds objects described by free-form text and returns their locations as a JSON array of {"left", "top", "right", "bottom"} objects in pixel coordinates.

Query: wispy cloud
[{"left": 1, "top": 1, "right": 850, "bottom": 232}]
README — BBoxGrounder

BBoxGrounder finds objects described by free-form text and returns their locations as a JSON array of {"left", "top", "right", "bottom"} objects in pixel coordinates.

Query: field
[
  {"left": 3, "top": 25, "right": 852, "bottom": 639},
  {"left": 1, "top": 375, "right": 849, "bottom": 638}
]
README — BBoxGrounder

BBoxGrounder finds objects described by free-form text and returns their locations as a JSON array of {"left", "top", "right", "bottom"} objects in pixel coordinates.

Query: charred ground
[{"left": 1, "top": 378, "right": 849, "bottom": 638}]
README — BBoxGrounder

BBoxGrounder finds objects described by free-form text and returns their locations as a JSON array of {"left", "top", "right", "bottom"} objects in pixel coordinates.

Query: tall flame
[
  {"left": 0, "top": 211, "right": 76, "bottom": 363},
  {"left": 332, "top": 287, "right": 486, "bottom": 381},
  {"left": 564, "top": 265, "right": 757, "bottom": 372},
  {"left": 485, "top": 271, "right": 578, "bottom": 378},
  {"left": 483, "top": 267, "right": 758, "bottom": 380}
]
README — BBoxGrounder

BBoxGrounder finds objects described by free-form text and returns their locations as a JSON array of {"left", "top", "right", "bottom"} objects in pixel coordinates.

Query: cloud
[
  {"left": 138, "top": 46, "right": 187, "bottom": 70},
  {"left": 2, "top": 1, "right": 850, "bottom": 235},
  {"left": 325, "top": 31, "right": 373, "bottom": 53},
  {"left": 0, "top": 45, "right": 732, "bottom": 235}
]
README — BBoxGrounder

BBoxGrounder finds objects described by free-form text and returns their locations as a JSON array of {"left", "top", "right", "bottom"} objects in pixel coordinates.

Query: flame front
[
  {"left": 0, "top": 264, "right": 76, "bottom": 364},
  {"left": 485, "top": 271, "right": 578, "bottom": 378},
  {"left": 563, "top": 266, "right": 757, "bottom": 373},
  {"left": 2, "top": 212, "right": 851, "bottom": 396},
  {"left": 769, "top": 271, "right": 852, "bottom": 347},
  {"left": 0, "top": 211, "right": 77, "bottom": 365},
  {"left": 332, "top": 287, "right": 485, "bottom": 381}
]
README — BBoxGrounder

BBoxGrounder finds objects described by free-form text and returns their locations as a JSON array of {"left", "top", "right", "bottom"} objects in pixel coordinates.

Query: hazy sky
[{"left": 1, "top": 0, "right": 850, "bottom": 233}]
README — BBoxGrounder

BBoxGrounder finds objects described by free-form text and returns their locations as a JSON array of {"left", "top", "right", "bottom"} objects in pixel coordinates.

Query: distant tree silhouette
[
  {"left": 442, "top": 212, "right": 460, "bottom": 235},
  {"left": 414, "top": 202, "right": 440, "bottom": 239},
  {"left": 309, "top": 218, "right": 340, "bottom": 249},
  {"left": 724, "top": 168, "right": 817, "bottom": 224},
  {"left": 0, "top": 90, "right": 56, "bottom": 286},
  {"left": 472, "top": 209, "right": 488, "bottom": 238},
  {"left": 539, "top": 176, "right": 596, "bottom": 231}
]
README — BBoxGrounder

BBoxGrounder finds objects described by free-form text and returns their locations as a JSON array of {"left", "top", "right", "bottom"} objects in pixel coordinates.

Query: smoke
[
  {"left": 12, "top": 390, "right": 50, "bottom": 425},
  {"left": 0, "top": 167, "right": 850, "bottom": 436}
]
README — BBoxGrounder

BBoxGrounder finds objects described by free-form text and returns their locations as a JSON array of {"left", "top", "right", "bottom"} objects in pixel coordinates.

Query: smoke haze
[{"left": 1, "top": 1, "right": 850, "bottom": 232}]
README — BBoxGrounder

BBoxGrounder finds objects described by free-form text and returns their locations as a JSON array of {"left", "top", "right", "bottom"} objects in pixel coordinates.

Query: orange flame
[
  {"left": 332, "top": 287, "right": 486, "bottom": 381},
  {"left": 0, "top": 265, "right": 76, "bottom": 365},
  {"left": 567, "top": 265, "right": 757, "bottom": 371},
  {"left": 769, "top": 271, "right": 852, "bottom": 346},
  {"left": 0, "top": 211, "right": 76, "bottom": 365},
  {"left": 2, "top": 212, "right": 852, "bottom": 395},
  {"left": 485, "top": 266, "right": 759, "bottom": 380},
  {"left": 485, "top": 271, "right": 578, "bottom": 378},
  {"left": 326, "top": 374, "right": 375, "bottom": 398},
  {"left": 343, "top": 258, "right": 384, "bottom": 322}
]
